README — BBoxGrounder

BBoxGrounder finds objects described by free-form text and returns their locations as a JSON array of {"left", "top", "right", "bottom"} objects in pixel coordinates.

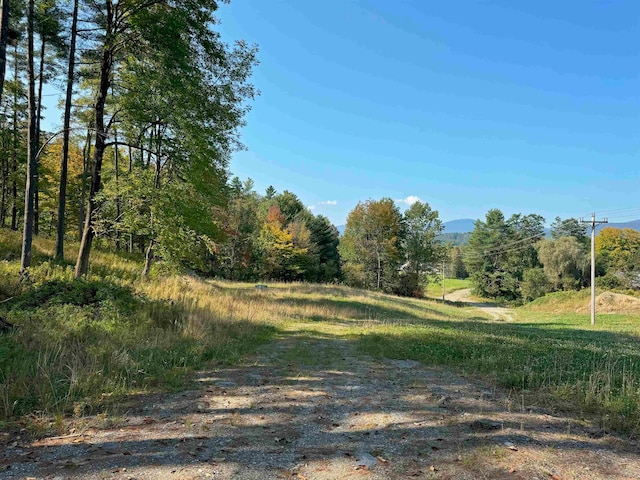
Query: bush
[
  {"left": 391, "top": 272, "right": 424, "bottom": 298},
  {"left": 521, "top": 267, "right": 550, "bottom": 301},
  {"left": 595, "top": 273, "right": 625, "bottom": 290}
]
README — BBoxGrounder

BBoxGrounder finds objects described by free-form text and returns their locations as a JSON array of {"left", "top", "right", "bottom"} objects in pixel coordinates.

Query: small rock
[
  {"left": 393, "top": 359, "right": 421, "bottom": 368},
  {"left": 503, "top": 441, "right": 518, "bottom": 451},
  {"left": 356, "top": 452, "right": 378, "bottom": 469},
  {"left": 217, "top": 381, "right": 236, "bottom": 387}
]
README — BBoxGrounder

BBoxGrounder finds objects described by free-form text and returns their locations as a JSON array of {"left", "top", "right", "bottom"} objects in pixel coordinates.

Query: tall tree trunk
[
  {"left": 146, "top": 128, "right": 153, "bottom": 167},
  {"left": 142, "top": 239, "right": 154, "bottom": 279},
  {"left": 10, "top": 43, "right": 17, "bottom": 231},
  {"left": 55, "top": 0, "right": 78, "bottom": 260},
  {"left": 20, "top": 0, "right": 38, "bottom": 272},
  {"left": 0, "top": 128, "right": 7, "bottom": 227},
  {"left": 0, "top": 133, "right": 6, "bottom": 227},
  {"left": 0, "top": 0, "right": 9, "bottom": 104},
  {"left": 376, "top": 247, "right": 381, "bottom": 290},
  {"left": 79, "top": 126, "right": 92, "bottom": 239},
  {"left": 113, "top": 126, "right": 121, "bottom": 250},
  {"left": 128, "top": 144, "right": 133, "bottom": 252},
  {"left": 74, "top": 1, "right": 114, "bottom": 278},
  {"left": 0, "top": 145, "right": 5, "bottom": 227},
  {"left": 33, "top": 36, "right": 45, "bottom": 236}
]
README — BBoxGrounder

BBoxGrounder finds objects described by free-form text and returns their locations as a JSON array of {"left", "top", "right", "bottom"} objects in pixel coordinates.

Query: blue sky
[{"left": 215, "top": 0, "right": 639, "bottom": 226}]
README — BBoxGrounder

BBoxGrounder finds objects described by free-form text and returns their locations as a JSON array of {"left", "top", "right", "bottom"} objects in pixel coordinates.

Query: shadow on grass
[
  {"left": 271, "top": 295, "right": 468, "bottom": 323},
  {"left": 358, "top": 317, "right": 640, "bottom": 436}
]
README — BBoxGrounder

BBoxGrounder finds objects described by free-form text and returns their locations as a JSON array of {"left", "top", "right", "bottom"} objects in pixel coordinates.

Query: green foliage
[
  {"left": 206, "top": 179, "right": 341, "bottom": 283},
  {"left": 595, "top": 273, "right": 625, "bottom": 290},
  {"left": 258, "top": 205, "right": 311, "bottom": 281},
  {"left": 0, "top": 235, "right": 276, "bottom": 420},
  {"left": 448, "top": 246, "right": 468, "bottom": 279},
  {"left": 596, "top": 227, "right": 640, "bottom": 275},
  {"left": 466, "top": 209, "right": 545, "bottom": 300},
  {"left": 274, "top": 190, "right": 306, "bottom": 224},
  {"left": 536, "top": 236, "right": 587, "bottom": 291},
  {"left": 551, "top": 216, "right": 588, "bottom": 243},
  {"left": 521, "top": 267, "right": 550, "bottom": 301},
  {"left": 403, "top": 200, "right": 444, "bottom": 289},
  {"left": 214, "top": 178, "right": 263, "bottom": 280},
  {"left": 307, "top": 215, "right": 341, "bottom": 282},
  {"left": 339, "top": 198, "right": 404, "bottom": 292},
  {"left": 8, "top": 278, "right": 136, "bottom": 312},
  {"left": 438, "top": 231, "right": 470, "bottom": 246},
  {"left": 340, "top": 199, "right": 444, "bottom": 296},
  {"left": 99, "top": 166, "right": 224, "bottom": 271}
]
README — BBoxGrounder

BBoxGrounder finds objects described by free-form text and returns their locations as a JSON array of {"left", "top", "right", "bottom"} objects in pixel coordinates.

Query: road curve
[{"left": 446, "top": 288, "right": 513, "bottom": 321}]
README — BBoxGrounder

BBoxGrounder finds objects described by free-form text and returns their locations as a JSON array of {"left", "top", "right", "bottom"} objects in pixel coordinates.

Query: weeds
[{"left": 2, "top": 230, "right": 640, "bottom": 437}]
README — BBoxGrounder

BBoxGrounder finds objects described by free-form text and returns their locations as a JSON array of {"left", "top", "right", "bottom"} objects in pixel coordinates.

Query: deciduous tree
[{"left": 340, "top": 198, "right": 403, "bottom": 292}]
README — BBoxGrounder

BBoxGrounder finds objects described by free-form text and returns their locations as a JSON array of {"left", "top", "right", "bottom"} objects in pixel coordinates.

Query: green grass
[
  {"left": 425, "top": 278, "right": 471, "bottom": 298},
  {"left": 0, "top": 232, "right": 277, "bottom": 422},
  {"left": 357, "top": 303, "right": 640, "bottom": 436},
  {"left": 2, "top": 231, "right": 640, "bottom": 438}
]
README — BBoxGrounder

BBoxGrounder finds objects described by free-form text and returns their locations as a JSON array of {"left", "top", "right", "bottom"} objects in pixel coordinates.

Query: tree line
[
  {"left": 462, "top": 210, "right": 640, "bottom": 301},
  {"left": 1, "top": 1, "right": 636, "bottom": 301}
]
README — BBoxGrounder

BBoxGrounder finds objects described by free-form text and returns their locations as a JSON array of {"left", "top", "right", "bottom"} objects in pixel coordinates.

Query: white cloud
[
  {"left": 396, "top": 195, "right": 422, "bottom": 205},
  {"left": 308, "top": 205, "right": 316, "bottom": 211},
  {"left": 319, "top": 200, "right": 338, "bottom": 206}
]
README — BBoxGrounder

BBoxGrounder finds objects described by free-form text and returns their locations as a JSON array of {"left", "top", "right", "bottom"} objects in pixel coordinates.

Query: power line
[
  {"left": 478, "top": 232, "right": 546, "bottom": 254},
  {"left": 451, "top": 204, "right": 640, "bottom": 262},
  {"left": 587, "top": 206, "right": 640, "bottom": 216},
  {"left": 599, "top": 212, "right": 640, "bottom": 222},
  {"left": 460, "top": 239, "right": 544, "bottom": 261}
]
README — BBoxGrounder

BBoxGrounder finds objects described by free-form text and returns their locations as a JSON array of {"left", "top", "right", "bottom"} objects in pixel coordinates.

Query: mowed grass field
[
  {"left": 1, "top": 231, "right": 640, "bottom": 437},
  {"left": 424, "top": 278, "right": 471, "bottom": 298}
]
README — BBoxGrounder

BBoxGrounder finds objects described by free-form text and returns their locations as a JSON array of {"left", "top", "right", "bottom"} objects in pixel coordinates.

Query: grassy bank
[{"left": 0, "top": 232, "right": 279, "bottom": 422}]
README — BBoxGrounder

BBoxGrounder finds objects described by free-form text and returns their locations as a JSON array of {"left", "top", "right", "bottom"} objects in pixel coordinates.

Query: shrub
[{"left": 521, "top": 267, "right": 550, "bottom": 301}]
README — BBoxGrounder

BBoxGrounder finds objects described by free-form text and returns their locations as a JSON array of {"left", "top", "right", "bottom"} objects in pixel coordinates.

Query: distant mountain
[
  {"left": 339, "top": 218, "right": 477, "bottom": 238},
  {"left": 336, "top": 218, "right": 640, "bottom": 240},
  {"left": 438, "top": 232, "right": 471, "bottom": 246},
  {"left": 442, "top": 219, "right": 476, "bottom": 234},
  {"left": 595, "top": 219, "right": 640, "bottom": 234}
]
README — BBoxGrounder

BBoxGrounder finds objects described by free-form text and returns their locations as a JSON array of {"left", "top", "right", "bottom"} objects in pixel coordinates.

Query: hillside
[
  {"left": 521, "top": 288, "right": 640, "bottom": 315},
  {"left": 437, "top": 231, "right": 471, "bottom": 245},
  {"left": 442, "top": 218, "right": 476, "bottom": 233}
]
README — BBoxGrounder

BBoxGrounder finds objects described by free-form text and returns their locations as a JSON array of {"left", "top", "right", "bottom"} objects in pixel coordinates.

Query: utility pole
[{"left": 580, "top": 213, "right": 608, "bottom": 326}]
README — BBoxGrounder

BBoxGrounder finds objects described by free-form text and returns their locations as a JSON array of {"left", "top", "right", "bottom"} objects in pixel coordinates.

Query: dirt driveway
[
  {"left": 2, "top": 321, "right": 639, "bottom": 480},
  {"left": 446, "top": 288, "right": 514, "bottom": 321}
]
